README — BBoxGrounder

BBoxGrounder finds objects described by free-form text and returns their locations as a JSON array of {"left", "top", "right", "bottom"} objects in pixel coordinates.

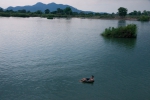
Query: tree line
[
  {"left": 0, "top": 7, "right": 104, "bottom": 17},
  {"left": 117, "top": 7, "right": 150, "bottom": 16},
  {"left": 0, "top": 7, "right": 112, "bottom": 19},
  {"left": 0, "top": 7, "right": 73, "bottom": 14},
  {"left": 117, "top": 7, "right": 150, "bottom": 21},
  {"left": 0, "top": 7, "right": 150, "bottom": 21}
]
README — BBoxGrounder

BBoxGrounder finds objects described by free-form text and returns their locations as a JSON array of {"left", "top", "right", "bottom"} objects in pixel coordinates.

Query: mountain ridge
[{"left": 6, "top": 2, "right": 86, "bottom": 13}]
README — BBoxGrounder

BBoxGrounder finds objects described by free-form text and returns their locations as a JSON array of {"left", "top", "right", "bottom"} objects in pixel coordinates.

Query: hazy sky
[{"left": 1, "top": 0, "right": 150, "bottom": 13}]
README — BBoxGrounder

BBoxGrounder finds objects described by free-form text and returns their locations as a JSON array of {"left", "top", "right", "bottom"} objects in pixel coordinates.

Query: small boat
[
  {"left": 81, "top": 79, "right": 94, "bottom": 83},
  {"left": 80, "top": 75, "right": 94, "bottom": 83}
]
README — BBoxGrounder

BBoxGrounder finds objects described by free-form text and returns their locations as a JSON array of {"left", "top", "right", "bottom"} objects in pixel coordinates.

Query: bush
[
  {"left": 11, "top": 13, "right": 30, "bottom": 17},
  {"left": 47, "top": 16, "right": 53, "bottom": 19},
  {"left": 101, "top": 24, "right": 137, "bottom": 38},
  {"left": 138, "top": 15, "right": 149, "bottom": 21},
  {"left": 0, "top": 12, "right": 10, "bottom": 17}
]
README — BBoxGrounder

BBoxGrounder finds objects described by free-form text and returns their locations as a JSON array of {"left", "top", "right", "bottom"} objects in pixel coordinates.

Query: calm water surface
[{"left": 0, "top": 17, "right": 150, "bottom": 100}]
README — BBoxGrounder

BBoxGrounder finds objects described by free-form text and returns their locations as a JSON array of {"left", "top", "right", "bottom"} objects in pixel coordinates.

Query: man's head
[{"left": 91, "top": 75, "right": 94, "bottom": 78}]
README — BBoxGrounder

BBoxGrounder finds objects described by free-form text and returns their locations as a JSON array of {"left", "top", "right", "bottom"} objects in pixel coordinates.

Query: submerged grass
[{"left": 101, "top": 24, "right": 137, "bottom": 38}]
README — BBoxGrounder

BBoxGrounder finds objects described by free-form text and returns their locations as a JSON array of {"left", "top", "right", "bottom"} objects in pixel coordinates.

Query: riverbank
[
  {"left": 77, "top": 16, "right": 138, "bottom": 21},
  {"left": 0, "top": 12, "right": 149, "bottom": 21}
]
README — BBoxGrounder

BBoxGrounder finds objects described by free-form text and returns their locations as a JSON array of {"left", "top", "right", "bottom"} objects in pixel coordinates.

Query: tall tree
[
  {"left": 57, "top": 8, "right": 61, "bottom": 13},
  {"left": 118, "top": 7, "right": 128, "bottom": 17},
  {"left": 57, "top": 8, "right": 64, "bottom": 14},
  {"left": 147, "top": 11, "right": 150, "bottom": 15},
  {"left": 137, "top": 11, "right": 141, "bottom": 15},
  {"left": 45, "top": 9, "right": 50, "bottom": 14},
  {"left": 142, "top": 10, "right": 148, "bottom": 15},
  {"left": 6, "top": 10, "right": 14, "bottom": 13},
  {"left": 27, "top": 11, "right": 31, "bottom": 13},
  {"left": 133, "top": 10, "right": 137, "bottom": 15},
  {"left": 0, "top": 8, "right": 3, "bottom": 12},
  {"left": 36, "top": 10, "right": 42, "bottom": 14},
  {"left": 64, "top": 7, "right": 72, "bottom": 15},
  {"left": 79, "top": 12, "right": 85, "bottom": 15},
  {"left": 18, "top": 9, "right": 26, "bottom": 13}
]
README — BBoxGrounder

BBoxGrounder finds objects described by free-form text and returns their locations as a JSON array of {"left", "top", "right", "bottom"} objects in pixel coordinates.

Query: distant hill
[{"left": 6, "top": 2, "right": 84, "bottom": 13}]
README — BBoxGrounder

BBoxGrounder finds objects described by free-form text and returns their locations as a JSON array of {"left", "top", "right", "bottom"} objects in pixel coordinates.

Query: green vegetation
[
  {"left": 138, "top": 15, "right": 150, "bottom": 21},
  {"left": 118, "top": 7, "right": 128, "bottom": 17},
  {"left": 0, "top": 7, "right": 111, "bottom": 19},
  {"left": 0, "top": 12, "right": 10, "bottom": 17},
  {"left": 0, "top": 7, "right": 149, "bottom": 22},
  {"left": 128, "top": 10, "right": 150, "bottom": 21},
  {"left": 101, "top": 24, "right": 137, "bottom": 38},
  {"left": 45, "top": 9, "right": 50, "bottom": 14},
  {"left": 47, "top": 16, "right": 53, "bottom": 19},
  {"left": 0, "top": 7, "right": 72, "bottom": 18},
  {"left": 64, "top": 7, "right": 72, "bottom": 15},
  {"left": 11, "top": 13, "right": 30, "bottom": 17}
]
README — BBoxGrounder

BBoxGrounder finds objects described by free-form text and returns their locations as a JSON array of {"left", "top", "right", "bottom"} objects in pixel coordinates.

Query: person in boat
[{"left": 81, "top": 75, "right": 94, "bottom": 82}]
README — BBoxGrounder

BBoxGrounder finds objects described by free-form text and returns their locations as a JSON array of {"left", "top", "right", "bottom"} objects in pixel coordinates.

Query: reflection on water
[
  {"left": 103, "top": 37, "right": 137, "bottom": 49},
  {"left": 118, "top": 20, "right": 126, "bottom": 27}
]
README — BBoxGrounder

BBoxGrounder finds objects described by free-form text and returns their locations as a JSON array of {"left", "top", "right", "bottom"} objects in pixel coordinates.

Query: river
[{"left": 0, "top": 17, "right": 150, "bottom": 100}]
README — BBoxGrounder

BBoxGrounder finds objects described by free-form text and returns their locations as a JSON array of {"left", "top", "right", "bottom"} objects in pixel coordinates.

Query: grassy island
[{"left": 101, "top": 24, "right": 137, "bottom": 38}]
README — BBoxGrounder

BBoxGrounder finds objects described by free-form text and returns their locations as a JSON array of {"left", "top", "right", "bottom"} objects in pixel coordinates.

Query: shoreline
[
  {"left": 0, "top": 15, "right": 148, "bottom": 21},
  {"left": 74, "top": 16, "right": 138, "bottom": 21}
]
